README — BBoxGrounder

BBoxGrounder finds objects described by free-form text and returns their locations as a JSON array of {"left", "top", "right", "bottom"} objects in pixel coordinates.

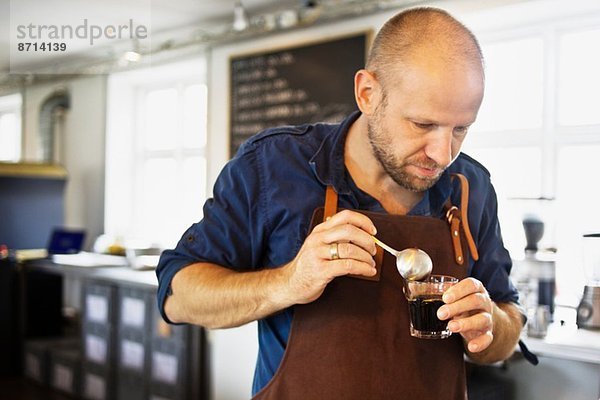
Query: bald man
[{"left": 157, "top": 7, "right": 523, "bottom": 399}]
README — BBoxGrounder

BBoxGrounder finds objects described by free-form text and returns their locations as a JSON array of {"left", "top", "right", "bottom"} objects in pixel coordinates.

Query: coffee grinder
[
  {"left": 512, "top": 216, "right": 556, "bottom": 318},
  {"left": 576, "top": 233, "right": 600, "bottom": 330}
]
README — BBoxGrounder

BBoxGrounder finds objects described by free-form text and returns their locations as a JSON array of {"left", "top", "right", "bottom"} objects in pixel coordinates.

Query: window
[
  {"left": 105, "top": 59, "right": 208, "bottom": 248},
  {"left": 475, "top": 37, "right": 545, "bottom": 133},
  {"left": 0, "top": 93, "right": 22, "bottom": 162},
  {"left": 555, "top": 145, "right": 600, "bottom": 295},
  {"left": 558, "top": 28, "right": 600, "bottom": 126},
  {"left": 134, "top": 84, "right": 208, "bottom": 247},
  {"left": 463, "top": 7, "right": 600, "bottom": 301}
]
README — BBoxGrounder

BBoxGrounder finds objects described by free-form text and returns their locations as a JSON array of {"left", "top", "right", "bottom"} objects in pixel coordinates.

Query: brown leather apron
[{"left": 254, "top": 174, "right": 478, "bottom": 400}]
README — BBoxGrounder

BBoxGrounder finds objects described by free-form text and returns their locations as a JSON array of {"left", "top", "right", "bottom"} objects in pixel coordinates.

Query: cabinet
[
  {"left": 0, "top": 258, "right": 20, "bottom": 376},
  {"left": 17, "top": 259, "right": 208, "bottom": 400}
]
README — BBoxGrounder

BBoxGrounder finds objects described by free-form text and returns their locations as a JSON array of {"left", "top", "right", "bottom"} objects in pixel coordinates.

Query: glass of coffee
[{"left": 404, "top": 275, "right": 458, "bottom": 339}]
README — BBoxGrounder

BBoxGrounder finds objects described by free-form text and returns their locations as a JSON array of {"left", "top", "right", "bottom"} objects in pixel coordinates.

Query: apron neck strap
[
  {"left": 323, "top": 186, "right": 339, "bottom": 222},
  {"left": 323, "top": 185, "right": 384, "bottom": 281},
  {"left": 446, "top": 173, "right": 479, "bottom": 261}
]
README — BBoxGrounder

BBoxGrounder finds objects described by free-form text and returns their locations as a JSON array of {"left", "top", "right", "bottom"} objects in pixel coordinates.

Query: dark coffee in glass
[
  {"left": 404, "top": 275, "right": 458, "bottom": 339},
  {"left": 408, "top": 296, "right": 448, "bottom": 333}
]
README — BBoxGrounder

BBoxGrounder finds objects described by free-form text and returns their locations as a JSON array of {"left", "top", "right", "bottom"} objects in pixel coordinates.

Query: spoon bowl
[
  {"left": 372, "top": 237, "right": 433, "bottom": 281},
  {"left": 395, "top": 248, "right": 433, "bottom": 281}
]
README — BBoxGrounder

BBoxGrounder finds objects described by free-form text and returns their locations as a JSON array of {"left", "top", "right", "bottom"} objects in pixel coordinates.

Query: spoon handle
[{"left": 372, "top": 236, "right": 399, "bottom": 257}]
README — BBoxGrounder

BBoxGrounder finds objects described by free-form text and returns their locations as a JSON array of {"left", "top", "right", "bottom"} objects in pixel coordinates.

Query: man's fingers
[
  {"left": 448, "top": 312, "right": 493, "bottom": 334},
  {"left": 327, "top": 258, "right": 377, "bottom": 278},
  {"left": 313, "top": 210, "right": 377, "bottom": 236},
  {"left": 437, "top": 292, "right": 491, "bottom": 320},
  {"left": 321, "top": 242, "right": 376, "bottom": 266},
  {"left": 465, "top": 331, "right": 494, "bottom": 353},
  {"left": 317, "top": 224, "right": 377, "bottom": 255},
  {"left": 442, "top": 277, "right": 486, "bottom": 303}
]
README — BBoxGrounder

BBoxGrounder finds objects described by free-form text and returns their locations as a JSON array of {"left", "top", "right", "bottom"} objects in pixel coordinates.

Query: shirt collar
[
  {"left": 309, "top": 110, "right": 454, "bottom": 216},
  {"left": 309, "top": 111, "right": 360, "bottom": 196}
]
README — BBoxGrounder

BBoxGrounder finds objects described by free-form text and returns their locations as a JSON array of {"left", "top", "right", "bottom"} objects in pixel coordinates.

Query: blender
[{"left": 577, "top": 233, "right": 600, "bottom": 330}]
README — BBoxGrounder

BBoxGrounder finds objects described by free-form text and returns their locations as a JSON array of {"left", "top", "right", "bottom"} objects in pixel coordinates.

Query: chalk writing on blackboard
[{"left": 230, "top": 32, "right": 369, "bottom": 156}]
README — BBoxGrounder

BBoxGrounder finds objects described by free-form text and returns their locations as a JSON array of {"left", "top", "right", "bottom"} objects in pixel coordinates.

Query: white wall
[{"left": 22, "top": 75, "right": 107, "bottom": 250}]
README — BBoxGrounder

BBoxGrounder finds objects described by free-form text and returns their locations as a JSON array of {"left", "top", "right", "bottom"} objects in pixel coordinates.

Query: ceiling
[
  {"left": 0, "top": 0, "right": 302, "bottom": 75},
  {"left": 3, "top": 0, "right": 600, "bottom": 79}
]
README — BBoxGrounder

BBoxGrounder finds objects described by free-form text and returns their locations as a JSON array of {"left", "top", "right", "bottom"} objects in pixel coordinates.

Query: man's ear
[{"left": 354, "top": 69, "right": 381, "bottom": 116}]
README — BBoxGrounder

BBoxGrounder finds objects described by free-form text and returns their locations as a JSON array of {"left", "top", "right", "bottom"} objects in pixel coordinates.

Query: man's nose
[{"left": 424, "top": 129, "right": 453, "bottom": 168}]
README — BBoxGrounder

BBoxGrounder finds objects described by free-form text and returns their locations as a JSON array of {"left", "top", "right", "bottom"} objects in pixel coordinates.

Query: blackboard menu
[{"left": 229, "top": 32, "right": 369, "bottom": 156}]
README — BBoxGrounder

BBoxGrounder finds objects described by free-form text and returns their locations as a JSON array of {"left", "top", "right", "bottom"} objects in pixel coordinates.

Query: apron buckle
[{"left": 446, "top": 206, "right": 465, "bottom": 265}]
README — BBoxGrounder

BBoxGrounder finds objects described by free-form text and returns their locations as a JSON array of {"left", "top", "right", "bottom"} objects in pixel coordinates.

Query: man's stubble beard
[{"left": 366, "top": 99, "right": 444, "bottom": 193}]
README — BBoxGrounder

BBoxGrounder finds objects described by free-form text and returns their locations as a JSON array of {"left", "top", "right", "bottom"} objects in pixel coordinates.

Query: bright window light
[
  {"left": 145, "top": 88, "right": 178, "bottom": 151},
  {"left": 105, "top": 58, "right": 208, "bottom": 248},
  {"left": 555, "top": 145, "right": 600, "bottom": 297},
  {"left": 474, "top": 37, "right": 544, "bottom": 132},
  {"left": 0, "top": 93, "right": 22, "bottom": 162},
  {"left": 558, "top": 28, "right": 600, "bottom": 126},
  {"left": 184, "top": 84, "right": 208, "bottom": 148},
  {"left": 463, "top": 147, "right": 543, "bottom": 256}
]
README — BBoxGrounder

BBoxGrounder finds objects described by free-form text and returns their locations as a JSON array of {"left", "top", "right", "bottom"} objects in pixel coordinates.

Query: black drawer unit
[
  {"left": 49, "top": 347, "right": 82, "bottom": 397},
  {"left": 116, "top": 286, "right": 154, "bottom": 399},
  {"left": 117, "top": 369, "right": 148, "bottom": 400},
  {"left": 82, "top": 322, "right": 116, "bottom": 368},
  {"left": 118, "top": 286, "right": 153, "bottom": 332},
  {"left": 117, "top": 328, "right": 148, "bottom": 374},
  {"left": 82, "top": 281, "right": 117, "bottom": 326},
  {"left": 150, "top": 325, "right": 207, "bottom": 400},
  {"left": 23, "top": 337, "right": 80, "bottom": 386},
  {"left": 151, "top": 303, "right": 189, "bottom": 345},
  {"left": 150, "top": 338, "right": 187, "bottom": 385},
  {"left": 23, "top": 339, "right": 50, "bottom": 385},
  {"left": 16, "top": 261, "right": 208, "bottom": 400},
  {"left": 150, "top": 296, "right": 187, "bottom": 399},
  {"left": 81, "top": 362, "right": 115, "bottom": 400},
  {"left": 0, "top": 258, "right": 21, "bottom": 376}
]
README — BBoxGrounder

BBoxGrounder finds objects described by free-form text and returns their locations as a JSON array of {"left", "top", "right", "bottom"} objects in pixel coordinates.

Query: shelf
[
  {"left": 0, "top": 162, "right": 67, "bottom": 179},
  {"left": 23, "top": 258, "right": 158, "bottom": 289}
]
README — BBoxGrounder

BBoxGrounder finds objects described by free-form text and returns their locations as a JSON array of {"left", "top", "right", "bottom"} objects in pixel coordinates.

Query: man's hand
[
  {"left": 280, "top": 210, "right": 378, "bottom": 305},
  {"left": 165, "top": 209, "right": 378, "bottom": 329},
  {"left": 436, "top": 277, "right": 523, "bottom": 363},
  {"left": 436, "top": 278, "right": 494, "bottom": 353}
]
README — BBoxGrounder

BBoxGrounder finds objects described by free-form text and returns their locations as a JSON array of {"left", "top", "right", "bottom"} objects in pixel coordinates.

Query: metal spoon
[{"left": 372, "top": 236, "right": 433, "bottom": 281}]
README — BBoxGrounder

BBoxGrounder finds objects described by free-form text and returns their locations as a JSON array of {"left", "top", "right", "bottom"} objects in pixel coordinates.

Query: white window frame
[
  {"left": 467, "top": 8, "right": 600, "bottom": 196},
  {"left": 0, "top": 93, "right": 23, "bottom": 162},
  {"left": 131, "top": 82, "right": 208, "bottom": 240},
  {"left": 105, "top": 57, "right": 208, "bottom": 248},
  {"left": 463, "top": 4, "right": 600, "bottom": 300}
]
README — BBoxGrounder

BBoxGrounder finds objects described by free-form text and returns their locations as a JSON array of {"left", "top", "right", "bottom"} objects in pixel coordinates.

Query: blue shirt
[{"left": 156, "top": 111, "right": 519, "bottom": 395}]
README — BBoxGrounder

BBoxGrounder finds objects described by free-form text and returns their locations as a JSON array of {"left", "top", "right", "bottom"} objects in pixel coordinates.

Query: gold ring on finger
[{"left": 329, "top": 243, "right": 340, "bottom": 260}]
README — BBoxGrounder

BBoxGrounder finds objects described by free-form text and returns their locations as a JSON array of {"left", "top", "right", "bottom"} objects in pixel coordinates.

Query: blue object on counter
[{"left": 47, "top": 228, "right": 86, "bottom": 254}]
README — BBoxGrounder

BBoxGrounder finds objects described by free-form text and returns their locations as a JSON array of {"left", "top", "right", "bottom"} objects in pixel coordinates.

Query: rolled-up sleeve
[{"left": 156, "top": 147, "right": 269, "bottom": 323}]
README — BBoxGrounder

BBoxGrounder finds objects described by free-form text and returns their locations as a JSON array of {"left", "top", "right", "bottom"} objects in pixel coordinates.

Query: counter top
[
  {"left": 18, "top": 259, "right": 600, "bottom": 365},
  {"left": 22, "top": 258, "right": 158, "bottom": 289},
  {"left": 521, "top": 308, "right": 600, "bottom": 365}
]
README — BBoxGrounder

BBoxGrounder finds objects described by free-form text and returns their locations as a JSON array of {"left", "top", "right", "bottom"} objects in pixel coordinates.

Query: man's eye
[
  {"left": 414, "top": 122, "right": 434, "bottom": 130},
  {"left": 453, "top": 127, "right": 469, "bottom": 136}
]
